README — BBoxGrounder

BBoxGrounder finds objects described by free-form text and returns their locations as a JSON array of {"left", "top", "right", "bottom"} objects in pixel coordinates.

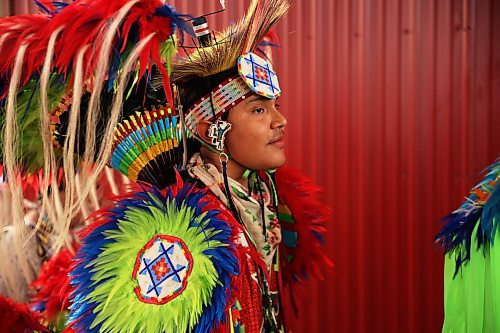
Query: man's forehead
[{"left": 246, "top": 94, "right": 277, "bottom": 103}]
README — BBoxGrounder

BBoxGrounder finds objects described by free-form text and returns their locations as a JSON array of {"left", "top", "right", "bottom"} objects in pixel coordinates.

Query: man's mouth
[{"left": 268, "top": 135, "right": 285, "bottom": 146}]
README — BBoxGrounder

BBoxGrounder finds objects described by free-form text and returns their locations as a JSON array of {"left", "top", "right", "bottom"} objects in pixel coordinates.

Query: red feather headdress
[
  {"left": 0, "top": 0, "right": 187, "bottom": 106},
  {"left": 0, "top": 0, "right": 191, "bottom": 254}
]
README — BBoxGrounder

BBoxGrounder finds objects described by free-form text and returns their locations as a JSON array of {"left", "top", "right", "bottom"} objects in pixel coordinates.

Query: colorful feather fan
[
  {"left": 0, "top": 0, "right": 185, "bottom": 104},
  {"left": 68, "top": 176, "right": 245, "bottom": 333},
  {"left": 0, "top": 0, "right": 187, "bottom": 170},
  {"left": 110, "top": 105, "right": 183, "bottom": 189},
  {"left": 436, "top": 160, "right": 500, "bottom": 333}
]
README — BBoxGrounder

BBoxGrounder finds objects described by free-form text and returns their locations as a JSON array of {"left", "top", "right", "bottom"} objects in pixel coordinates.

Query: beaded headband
[
  {"left": 185, "top": 52, "right": 281, "bottom": 135},
  {"left": 185, "top": 76, "right": 251, "bottom": 134}
]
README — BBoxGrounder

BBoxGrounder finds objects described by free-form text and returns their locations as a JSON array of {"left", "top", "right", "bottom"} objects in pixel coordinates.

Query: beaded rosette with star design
[{"left": 67, "top": 178, "right": 245, "bottom": 333}]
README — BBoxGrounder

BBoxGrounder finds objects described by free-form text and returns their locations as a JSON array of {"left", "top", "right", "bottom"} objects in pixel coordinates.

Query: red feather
[
  {"left": 0, "top": 15, "right": 50, "bottom": 99},
  {"left": 0, "top": 166, "right": 45, "bottom": 201},
  {"left": 275, "top": 166, "right": 333, "bottom": 319},
  {"left": 0, "top": 0, "right": 178, "bottom": 109},
  {"left": 263, "top": 29, "right": 280, "bottom": 47},
  {"left": 0, "top": 295, "right": 48, "bottom": 333},
  {"left": 30, "top": 245, "right": 79, "bottom": 323}
]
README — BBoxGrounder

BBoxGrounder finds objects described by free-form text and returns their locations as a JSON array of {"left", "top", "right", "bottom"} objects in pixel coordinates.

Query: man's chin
[
  {"left": 269, "top": 156, "right": 286, "bottom": 169},
  {"left": 242, "top": 153, "right": 286, "bottom": 171}
]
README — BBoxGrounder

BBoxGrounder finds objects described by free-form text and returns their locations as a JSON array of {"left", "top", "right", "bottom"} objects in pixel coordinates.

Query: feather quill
[{"left": 171, "top": 0, "right": 289, "bottom": 84}]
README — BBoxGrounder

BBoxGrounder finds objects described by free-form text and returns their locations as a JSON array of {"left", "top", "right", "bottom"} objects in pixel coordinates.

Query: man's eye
[{"left": 254, "top": 108, "right": 265, "bottom": 114}]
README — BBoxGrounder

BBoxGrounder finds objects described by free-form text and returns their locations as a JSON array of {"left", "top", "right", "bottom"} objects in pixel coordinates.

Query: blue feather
[
  {"left": 155, "top": 5, "right": 195, "bottom": 44},
  {"left": 68, "top": 180, "right": 239, "bottom": 332},
  {"left": 481, "top": 186, "right": 500, "bottom": 244},
  {"left": 107, "top": 45, "right": 122, "bottom": 92},
  {"left": 52, "top": 1, "right": 70, "bottom": 11},
  {"left": 31, "top": 301, "right": 46, "bottom": 313},
  {"left": 436, "top": 207, "right": 483, "bottom": 276},
  {"left": 436, "top": 160, "right": 499, "bottom": 276}
]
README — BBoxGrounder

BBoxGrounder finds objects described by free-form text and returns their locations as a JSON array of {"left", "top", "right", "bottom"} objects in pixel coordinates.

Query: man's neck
[{"left": 200, "top": 148, "right": 247, "bottom": 188}]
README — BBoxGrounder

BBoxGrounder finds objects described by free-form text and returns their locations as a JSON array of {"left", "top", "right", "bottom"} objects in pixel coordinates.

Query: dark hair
[
  {"left": 55, "top": 72, "right": 165, "bottom": 157},
  {"left": 177, "top": 66, "right": 239, "bottom": 111},
  {"left": 177, "top": 67, "right": 238, "bottom": 158}
]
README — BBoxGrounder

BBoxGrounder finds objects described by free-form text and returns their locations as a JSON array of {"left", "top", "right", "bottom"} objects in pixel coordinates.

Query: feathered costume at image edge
[
  {"left": 436, "top": 160, "right": 500, "bottom": 332},
  {"left": 0, "top": 295, "right": 49, "bottom": 333},
  {"left": 0, "top": 0, "right": 333, "bottom": 332},
  {"left": 0, "top": 0, "right": 187, "bottom": 253},
  {"left": 0, "top": 0, "right": 185, "bottom": 303}
]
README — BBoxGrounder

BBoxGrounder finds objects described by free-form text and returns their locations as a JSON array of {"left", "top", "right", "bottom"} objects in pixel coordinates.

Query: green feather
[
  {"left": 443, "top": 220, "right": 500, "bottom": 332},
  {"left": 489, "top": 229, "right": 500, "bottom": 332},
  {"left": 0, "top": 75, "right": 66, "bottom": 172},
  {"left": 86, "top": 194, "right": 225, "bottom": 333},
  {"left": 160, "top": 37, "right": 177, "bottom": 75}
]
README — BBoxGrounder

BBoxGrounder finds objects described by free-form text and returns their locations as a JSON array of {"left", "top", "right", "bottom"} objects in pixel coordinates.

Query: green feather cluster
[
  {"left": 84, "top": 194, "right": 224, "bottom": 333},
  {"left": 0, "top": 76, "right": 66, "bottom": 173},
  {"left": 443, "top": 222, "right": 500, "bottom": 332}
]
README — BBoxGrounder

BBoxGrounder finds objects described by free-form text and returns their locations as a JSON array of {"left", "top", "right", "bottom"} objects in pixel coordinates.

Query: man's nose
[{"left": 271, "top": 109, "right": 287, "bottom": 129}]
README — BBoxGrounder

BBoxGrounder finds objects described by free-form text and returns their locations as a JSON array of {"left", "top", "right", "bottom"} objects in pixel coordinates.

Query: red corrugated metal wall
[{"left": 5, "top": 1, "right": 500, "bottom": 332}]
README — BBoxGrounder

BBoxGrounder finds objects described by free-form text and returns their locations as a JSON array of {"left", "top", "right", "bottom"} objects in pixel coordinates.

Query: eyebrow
[{"left": 247, "top": 95, "right": 273, "bottom": 103}]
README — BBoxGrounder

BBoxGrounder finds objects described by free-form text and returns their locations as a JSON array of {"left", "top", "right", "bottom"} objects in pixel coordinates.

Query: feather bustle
[
  {"left": 1, "top": 0, "right": 184, "bottom": 253},
  {"left": 67, "top": 176, "right": 250, "bottom": 332}
]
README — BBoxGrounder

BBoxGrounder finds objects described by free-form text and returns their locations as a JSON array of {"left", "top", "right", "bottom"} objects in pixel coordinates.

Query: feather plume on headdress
[
  {"left": 171, "top": 0, "right": 290, "bottom": 85},
  {"left": 0, "top": 0, "right": 187, "bottom": 254}
]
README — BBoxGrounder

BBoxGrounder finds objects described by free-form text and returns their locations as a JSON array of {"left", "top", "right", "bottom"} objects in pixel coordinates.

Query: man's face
[{"left": 224, "top": 93, "right": 287, "bottom": 171}]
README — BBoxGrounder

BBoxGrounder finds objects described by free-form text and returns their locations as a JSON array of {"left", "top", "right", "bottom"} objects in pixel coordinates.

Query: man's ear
[{"left": 196, "top": 120, "right": 213, "bottom": 145}]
